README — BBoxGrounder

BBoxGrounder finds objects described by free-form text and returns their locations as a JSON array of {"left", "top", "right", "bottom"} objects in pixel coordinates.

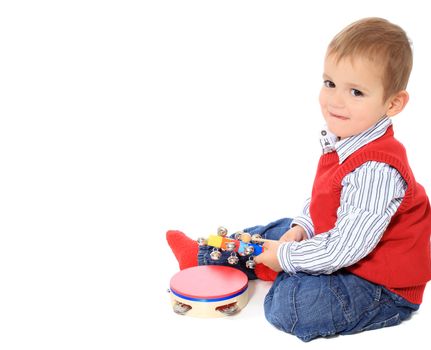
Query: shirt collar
[{"left": 319, "top": 117, "right": 392, "bottom": 164}]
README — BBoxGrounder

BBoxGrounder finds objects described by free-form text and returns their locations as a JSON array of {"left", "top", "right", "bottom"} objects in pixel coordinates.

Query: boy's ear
[{"left": 386, "top": 90, "right": 409, "bottom": 117}]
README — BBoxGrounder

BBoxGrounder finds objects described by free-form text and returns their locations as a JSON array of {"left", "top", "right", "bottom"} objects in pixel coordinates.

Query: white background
[{"left": 1, "top": 1, "right": 430, "bottom": 349}]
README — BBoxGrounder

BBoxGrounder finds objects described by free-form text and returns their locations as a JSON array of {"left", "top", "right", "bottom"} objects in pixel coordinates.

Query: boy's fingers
[
  {"left": 263, "top": 241, "right": 272, "bottom": 248},
  {"left": 254, "top": 253, "right": 263, "bottom": 264}
]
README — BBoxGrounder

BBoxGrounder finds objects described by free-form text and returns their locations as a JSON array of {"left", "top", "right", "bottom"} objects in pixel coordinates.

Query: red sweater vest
[{"left": 309, "top": 126, "right": 431, "bottom": 303}]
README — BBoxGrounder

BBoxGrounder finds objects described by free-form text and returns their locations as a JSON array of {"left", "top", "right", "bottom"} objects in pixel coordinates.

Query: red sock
[
  {"left": 166, "top": 230, "right": 199, "bottom": 270},
  {"left": 254, "top": 263, "right": 278, "bottom": 281}
]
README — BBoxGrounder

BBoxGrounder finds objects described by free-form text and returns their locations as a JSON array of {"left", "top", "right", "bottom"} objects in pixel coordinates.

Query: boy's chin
[
  {"left": 325, "top": 125, "right": 344, "bottom": 139},
  {"left": 325, "top": 122, "right": 354, "bottom": 140}
]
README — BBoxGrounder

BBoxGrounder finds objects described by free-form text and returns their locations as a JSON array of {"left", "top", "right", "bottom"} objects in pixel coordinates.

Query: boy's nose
[{"left": 329, "top": 90, "right": 344, "bottom": 108}]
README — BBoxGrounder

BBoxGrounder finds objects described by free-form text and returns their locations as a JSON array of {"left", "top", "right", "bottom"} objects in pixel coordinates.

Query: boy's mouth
[{"left": 329, "top": 112, "right": 349, "bottom": 121}]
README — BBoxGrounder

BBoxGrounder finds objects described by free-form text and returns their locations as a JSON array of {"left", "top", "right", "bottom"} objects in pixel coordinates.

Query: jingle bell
[
  {"left": 225, "top": 242, "right": 236, "bottom": 251},
  {"left": 217, "top": 226, "right": 228, "bottom": 237},
  {"left": 210, "top": 249, "right": 222, "bottom": 260},
  {"left": 197, "top": 237, "right": 208, "bottom": 246},
  {"left": 246, "top": 258, "right": 256, "bottom": 269},
  {"left": 227, "top": 253, "right": 239, "bottom": 265},
  {"left": 244, "top": 245, "right": 254, "bottom": 255},
  {"left": 234, "top": 231, "right": 243, "bottom": 240}
]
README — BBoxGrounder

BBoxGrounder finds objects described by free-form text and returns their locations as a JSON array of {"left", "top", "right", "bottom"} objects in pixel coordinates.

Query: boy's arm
[
  {"left": 289, "top": 197, "right": 315, "bottom": 240},
  {"left": 275, "top": 162, "right": 407, "bottom": 275}
]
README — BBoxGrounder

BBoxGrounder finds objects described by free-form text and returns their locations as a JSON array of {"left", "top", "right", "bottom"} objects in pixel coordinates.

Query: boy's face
[{"left": 319, "top": 54, "right": 391, "bottom": 139}]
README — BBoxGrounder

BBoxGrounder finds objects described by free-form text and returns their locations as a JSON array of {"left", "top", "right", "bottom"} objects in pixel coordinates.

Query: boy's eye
[
  {"left": 323, "top": 80, "right": 335, "bottom": 88},
  {"left": 351, "top": 89, "right": 363, "bottom": 97}
]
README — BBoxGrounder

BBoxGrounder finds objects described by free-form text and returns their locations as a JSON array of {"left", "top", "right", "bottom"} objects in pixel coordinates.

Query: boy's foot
[{"left": 166, "top": 230, "right": 199, "bottom": 270}]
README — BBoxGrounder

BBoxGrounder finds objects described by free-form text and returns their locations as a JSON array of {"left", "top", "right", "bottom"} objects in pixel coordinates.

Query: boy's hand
[
  {"left": 279, "top": 225, "right": 307, "bottom": 242},
  {"left": 254, "top": 240, "right": 283, "bottom": 272}
]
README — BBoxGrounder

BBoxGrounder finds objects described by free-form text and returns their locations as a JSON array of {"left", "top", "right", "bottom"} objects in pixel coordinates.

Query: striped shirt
[{"left": 278, "top": 117, "right": 407, "bottom": 275}]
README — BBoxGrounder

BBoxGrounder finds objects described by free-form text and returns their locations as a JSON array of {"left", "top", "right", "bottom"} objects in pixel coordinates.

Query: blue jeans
[
  {"left": 198, "top": 217, "right": 419, "bottom": 340},
  {"left": 265, "top": 271, "right": 419, "bottom": 341}
]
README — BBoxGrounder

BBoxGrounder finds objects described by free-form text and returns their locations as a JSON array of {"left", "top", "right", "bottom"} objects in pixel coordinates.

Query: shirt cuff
[
  {"left": 277, "top": 241, "right": 296, "bottom": 274},
  {"left": 291, "top": 216, "right": 315, "bottom": 239}
]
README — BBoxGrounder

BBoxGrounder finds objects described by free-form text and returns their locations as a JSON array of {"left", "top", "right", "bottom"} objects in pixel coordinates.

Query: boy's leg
[
  {"left": 243, "top": 217, "right": 293, "bottom": 240},
  {"left": 264, "top": 271, "right": 419, "bottom": 342}
]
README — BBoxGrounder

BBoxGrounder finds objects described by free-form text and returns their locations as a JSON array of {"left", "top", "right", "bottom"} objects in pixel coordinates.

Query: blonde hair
[{"left": 327, "top": 17, "right": 412, "bottom": 101}]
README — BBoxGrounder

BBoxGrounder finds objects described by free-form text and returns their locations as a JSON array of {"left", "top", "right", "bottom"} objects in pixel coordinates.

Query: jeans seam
[
  {"left": 329, "top": 275, "right": 353, "bottom": 323},
  {"left": 290, "top": 277, "right": 299, "bottom": 333},
  {"left": 373, "top": 285, "right": 382, "bottom": 302},
  {"left": 359, "top": 312, "right": 400, "bottom": 332}
]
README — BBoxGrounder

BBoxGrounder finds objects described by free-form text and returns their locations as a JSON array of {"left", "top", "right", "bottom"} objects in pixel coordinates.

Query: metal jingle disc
[{"left": 173, "top": 301, "right": 192, "bottom": 315}]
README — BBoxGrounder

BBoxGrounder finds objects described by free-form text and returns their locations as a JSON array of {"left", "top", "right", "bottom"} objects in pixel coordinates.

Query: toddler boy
[{"left": 167, "top": 18, "right": 431, "bottom": 341}]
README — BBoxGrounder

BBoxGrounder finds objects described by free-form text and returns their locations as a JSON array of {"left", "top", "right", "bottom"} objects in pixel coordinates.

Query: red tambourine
[{"left": 169, "top": 265, "right": 249, "bottom": 317}]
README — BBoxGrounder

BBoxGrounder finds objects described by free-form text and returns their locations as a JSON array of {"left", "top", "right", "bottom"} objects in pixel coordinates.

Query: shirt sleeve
[
  {"left": 291, "top": 197, "right": 315, "bottom": 239},
  {"left": 278, "top": 161, "right": 407, "bottom": 275}
]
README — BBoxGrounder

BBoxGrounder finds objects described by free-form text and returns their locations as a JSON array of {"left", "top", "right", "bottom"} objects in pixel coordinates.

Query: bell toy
[{"left": 200, "top": 226, "right": 274, "bottom": 264}]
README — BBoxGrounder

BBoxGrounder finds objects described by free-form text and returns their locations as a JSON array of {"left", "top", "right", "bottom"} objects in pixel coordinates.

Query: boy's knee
[
  {"left": 264, "top": 274, "right": 340, "bottom": 341},
  {"left": 264, "top": 274, "right": 299, "bottom": 334}
]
